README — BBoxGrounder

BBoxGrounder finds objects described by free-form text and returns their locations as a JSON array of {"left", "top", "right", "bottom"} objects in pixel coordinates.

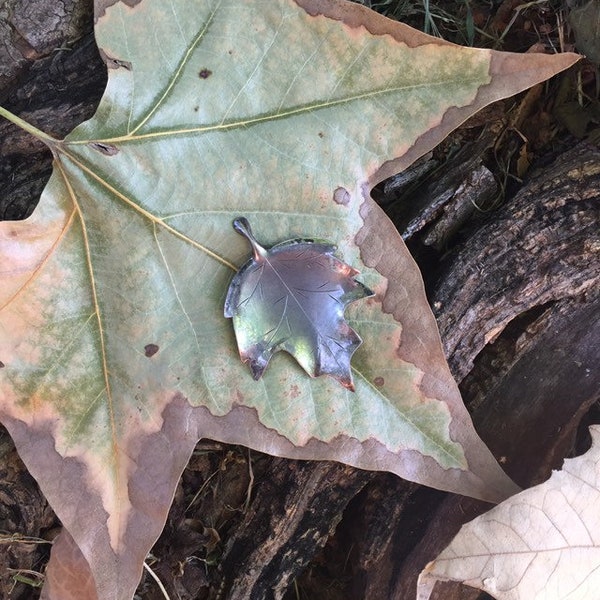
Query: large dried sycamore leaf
[
  {"left": 418, "top": 425, "right": 600, "bottom": 600},
  {"left": 0, "top": 0, "right": 577, "bottom": 598}
]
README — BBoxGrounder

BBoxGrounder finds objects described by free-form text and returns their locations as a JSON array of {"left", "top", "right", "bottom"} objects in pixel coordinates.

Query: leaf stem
[{"left": 0, "top": 105, "right": 58, "bottom": 145}]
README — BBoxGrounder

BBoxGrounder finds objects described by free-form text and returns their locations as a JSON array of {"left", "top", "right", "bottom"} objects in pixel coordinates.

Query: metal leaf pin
[{"left": 224, "top": 217, "right": 374, "bottom": 390}]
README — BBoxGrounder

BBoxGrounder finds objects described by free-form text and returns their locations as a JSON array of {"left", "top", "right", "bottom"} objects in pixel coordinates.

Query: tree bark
[{"left": 1, "top": 7, "right": 599, "bottom": 600}]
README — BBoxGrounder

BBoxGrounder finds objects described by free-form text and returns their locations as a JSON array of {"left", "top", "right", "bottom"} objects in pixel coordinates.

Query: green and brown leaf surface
[{"left": 0, "top": 0, "right": 578, "bottom": 598}]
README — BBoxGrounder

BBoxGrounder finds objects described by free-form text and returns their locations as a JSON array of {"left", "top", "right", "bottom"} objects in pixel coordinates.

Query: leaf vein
[
  {"left": 59, "top": 149, "right": 237, "bottom": 271},
  {"left": 69, "top": 78, "right": 477, "bottom": 145},
  {"left": 153, "top": 221, "right": 201, "bottom": 353},
  {"left": 56, "top": 158, "right": 123, "bottom": 514},
  {"left": 128, "top": 0, "right": 223, "bottom": 136}
]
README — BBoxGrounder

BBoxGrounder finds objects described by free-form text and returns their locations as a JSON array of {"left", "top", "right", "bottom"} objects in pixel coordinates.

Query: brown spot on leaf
[
  {"left": 199, "top": 68, "right": 213, "bottom": 79},
  {"left": 89, "top": 142, "right": 119, "bottom": 156},
  {"left": 333, "top": 187, "right": 350, "bottom": 206},
  {"left": 0, "top": 361, "right": 4, "bottom": 368},
  {"left": 374, "top": 376, "right": 384, "bottom": 387},
  {"left": 144, "top": 344, "right": 159, "bottom": 358},
  {"left": 290, "top": 384, "right": 300, "bottom": 399},
  {"left": 318, "top": 131, "right": 324, "bottom": 138},
  {"left": 100, "top": 49, "right": 132, "bottom": 70}
]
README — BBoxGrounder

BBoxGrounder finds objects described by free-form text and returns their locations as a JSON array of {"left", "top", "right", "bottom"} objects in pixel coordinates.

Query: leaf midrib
[
  {"left": 56, "top": 159, "right": 125, "bottom": 519},
  {"left": 66, "top": 75, "right": 482, "bottom": 146}
]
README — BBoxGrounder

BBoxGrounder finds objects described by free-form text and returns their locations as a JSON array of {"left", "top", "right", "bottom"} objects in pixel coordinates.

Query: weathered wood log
[
  {"left": 433, "top": 141, "right": 599, "bottom": 383},
  {"left": 1, "top": 8, "right": 599, "bottom": 600}
]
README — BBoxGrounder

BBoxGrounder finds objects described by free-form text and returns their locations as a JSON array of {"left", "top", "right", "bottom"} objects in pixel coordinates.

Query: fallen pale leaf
[{"left": 418, "top": 425, "right": 600, "bottom": 600}]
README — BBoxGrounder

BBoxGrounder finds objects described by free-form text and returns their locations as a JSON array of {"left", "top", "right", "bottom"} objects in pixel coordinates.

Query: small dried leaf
[{"left": 225, "top": 218, "right": 373, "bottom": 390}]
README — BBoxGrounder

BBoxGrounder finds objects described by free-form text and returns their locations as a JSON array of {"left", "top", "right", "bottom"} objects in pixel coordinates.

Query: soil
[{"left": 0, "top": 1, "right": 599, "bottom": 599}]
